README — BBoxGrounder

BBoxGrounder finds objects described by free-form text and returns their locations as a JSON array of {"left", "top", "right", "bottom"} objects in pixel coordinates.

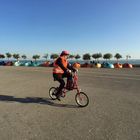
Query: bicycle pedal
[{"left": 61, "top": 95, "right": 65, "bottom": 98}]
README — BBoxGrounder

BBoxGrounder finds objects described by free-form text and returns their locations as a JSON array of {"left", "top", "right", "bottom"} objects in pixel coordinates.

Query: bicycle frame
[{"left": 62, "top": 72, "right": 81, "bottom": 97}]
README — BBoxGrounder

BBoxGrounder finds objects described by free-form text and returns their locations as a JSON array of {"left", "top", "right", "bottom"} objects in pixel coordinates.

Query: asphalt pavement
[{"left": 0, "top": 67, "right": 140, "bottom": 140}]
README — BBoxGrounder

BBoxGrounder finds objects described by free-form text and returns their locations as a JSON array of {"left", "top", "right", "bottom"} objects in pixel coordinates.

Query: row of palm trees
[
  {"left": 0, "top": 53, "right": 42, "bottom": 61},
  {"left": 0, "top": 53, "right": 131, "bottom": 62}
]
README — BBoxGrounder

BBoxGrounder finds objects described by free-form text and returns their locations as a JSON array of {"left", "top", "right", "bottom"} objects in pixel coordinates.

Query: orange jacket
[{"left": 53, "top": 56, "right": 68, "bottom": 74}]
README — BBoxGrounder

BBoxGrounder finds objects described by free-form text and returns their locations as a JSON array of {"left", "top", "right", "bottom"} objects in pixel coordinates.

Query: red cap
[{"left": 60, "top": 50, "right": 70, "bottom": 56}]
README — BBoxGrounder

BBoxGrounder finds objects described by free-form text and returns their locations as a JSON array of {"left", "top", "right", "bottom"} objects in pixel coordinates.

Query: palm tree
[
  {"left": 6, "top": 53, "right": 12, "bottom": 60},
  {"left": 13, "top": 54, "right": 20, "bottom": 61},
  {"left": 75, "top": 54, "right": 81, "bottom": 60},
  {"left": 103, "top": 53, "right": 113, "bottom": 62},
  {"left": 114, "top": 53, "right": 122, "bottom": 62},
  {"left": 97, "top": 53, "right": 102, "bottom": 62},
  {"left": 92, "top": 53, "right": 102, "bottom": 62},
  {"left": 21, "top": 55, "right": 27, "bottom": 60},
  {"left": 50, "top": 54, "right": 59, "bottom": 60},
  {"left": 32, "top": 55, "right": 40, "bottom": 62},
  {"left": 0, "top": 54, "right": 5, "bottom": 59},
  {"left": 69, "top": 54, "right": 75, "bottom": 59},
  {"left": 83, "top": 53, "right": 91, "bottom": 62},
  {"left": 126, "top": 55, "right": 131, "bottom": 63},
  {"left": 43, "top": 54, "right": 49, "bottom": 61}
]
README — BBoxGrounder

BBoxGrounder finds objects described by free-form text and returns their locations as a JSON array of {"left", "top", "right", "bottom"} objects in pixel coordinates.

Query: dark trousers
[{"left": 53, "top": 73, "right": 72, "bottom": 96}]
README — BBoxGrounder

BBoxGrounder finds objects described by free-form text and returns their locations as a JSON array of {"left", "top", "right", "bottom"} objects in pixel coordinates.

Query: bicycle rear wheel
[
  {"left": 75, "top": 92, "right": 89, "bottom": 107},
  {"left": 49, "top": 87, "right": 58, "bottom": 100}
]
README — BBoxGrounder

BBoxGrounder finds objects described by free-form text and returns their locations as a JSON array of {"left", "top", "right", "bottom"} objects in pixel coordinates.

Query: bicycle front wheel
[
  {"left": 75, "top": 92, "right": 89, "bottom": 107},
  {"left": 49, "top": 87, "right": 58, "bottom": 100}
]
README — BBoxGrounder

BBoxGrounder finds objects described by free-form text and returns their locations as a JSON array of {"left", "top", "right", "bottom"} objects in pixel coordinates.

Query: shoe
[
  {"left": 61, "top": 94, "right": 65, "bottom": 98},
  {"left": 56, "top": 94, "right": 61, "bottom": 101}
]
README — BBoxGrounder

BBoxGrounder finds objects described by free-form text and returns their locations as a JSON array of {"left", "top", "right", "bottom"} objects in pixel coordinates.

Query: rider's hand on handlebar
[
  {"left": 66, "top": 69, "right": 72, "bottom": 74},
  {"left": 75, "top": 69, "right": 78, "bottom": 72},
  {"left": 73, "top": 68, "right": 78, "bottom": 73}
]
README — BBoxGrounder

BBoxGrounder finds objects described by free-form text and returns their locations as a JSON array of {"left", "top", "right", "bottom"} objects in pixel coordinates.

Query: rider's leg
[
  {"left": 56, "top": 78, "right": 65, "bottom": 96},
  {"left": 65, "top": 73, "right": 73, "bottom": 90},
  {"left": 62, "top": 72, "right": 72, "bottom": 80},
  {"left": 53, "top": 74, "right": 66, "bottom": 99}
]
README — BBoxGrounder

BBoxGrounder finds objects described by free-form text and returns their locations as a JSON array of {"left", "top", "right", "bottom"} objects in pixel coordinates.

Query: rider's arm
[{"left": 67, "top": 63, "right": 76, "bottom": 72}]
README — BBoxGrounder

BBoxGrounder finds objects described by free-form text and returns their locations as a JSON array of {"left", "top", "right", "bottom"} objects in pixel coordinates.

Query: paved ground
[{"left": 0, "top": 66, "right": 140, "bottom": 140}]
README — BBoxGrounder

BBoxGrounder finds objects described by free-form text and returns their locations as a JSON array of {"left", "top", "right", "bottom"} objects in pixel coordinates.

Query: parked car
[
  {"left": 40, "top": 61, "right": 50, "bottom": 67},
  {"left": 102, "top": 62, "right": 114, "bottom": 68},
  {"left": 0, "top": 61, "right": 6, "bottom": 66},
  {"left": 123, "top": 63, "right": 133, "bottom": 68},
  {"left": 5, "top": 61, "right": 13, "bottom": 66},
  {"left": 114, "top": 63, "right": 123, "bottom": 68}
]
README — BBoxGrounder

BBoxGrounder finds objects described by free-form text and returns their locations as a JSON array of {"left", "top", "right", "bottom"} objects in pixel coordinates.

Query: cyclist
[{"left": 53, "top": 50, "right": 76, "bottom": 100}]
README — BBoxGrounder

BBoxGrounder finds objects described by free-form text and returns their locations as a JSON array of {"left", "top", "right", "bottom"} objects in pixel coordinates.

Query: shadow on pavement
[{"left": 0, "top": 95, "right": 79, "bottom": 108}]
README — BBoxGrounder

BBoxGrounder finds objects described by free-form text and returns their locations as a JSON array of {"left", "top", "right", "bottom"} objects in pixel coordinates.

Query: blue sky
[{"left": 0, "top": 0, "right": 140, "bottom": 58}]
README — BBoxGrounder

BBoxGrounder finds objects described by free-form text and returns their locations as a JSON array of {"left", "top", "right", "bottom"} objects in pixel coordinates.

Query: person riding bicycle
[{"left": 53, "top": 50, "right": 76, "bottom": 100}]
